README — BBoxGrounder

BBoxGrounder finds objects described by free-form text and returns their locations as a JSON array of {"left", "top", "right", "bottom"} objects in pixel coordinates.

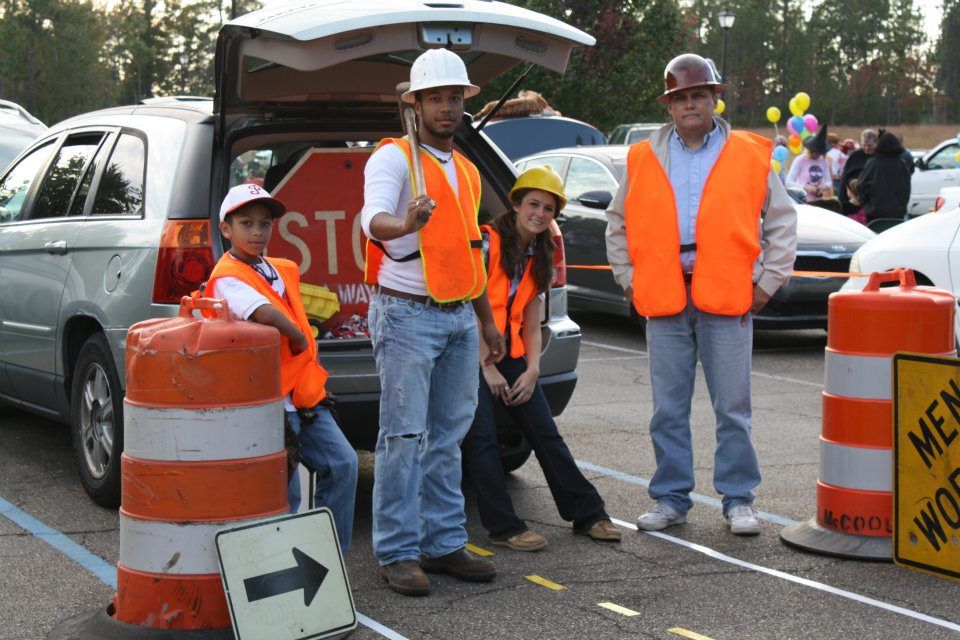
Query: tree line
[{"left": 0, "top": 0, "right": 957, "bottom": 131}]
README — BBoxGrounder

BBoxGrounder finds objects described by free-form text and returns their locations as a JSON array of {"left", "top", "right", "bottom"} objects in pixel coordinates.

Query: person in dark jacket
[
  {"left": 856, "top": 129, "right": 911, "bottom": 223},
  {"left": 839, "top": 129, "right": 877, "bottom": 214}
]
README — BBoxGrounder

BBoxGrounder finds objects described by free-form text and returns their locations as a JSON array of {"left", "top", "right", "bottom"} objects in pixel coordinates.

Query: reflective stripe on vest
[
  {"left": 482, "top": 225, "right": 540, "bottom": 359},
  {"left": 624, "top": 131, "right": 771, "bottom": 317},
  {"left": 204, "top": 256, "right": 328, "bottom": 408},
  {"left": 363, "top": 137, "right": 485, "bottom": 302}
]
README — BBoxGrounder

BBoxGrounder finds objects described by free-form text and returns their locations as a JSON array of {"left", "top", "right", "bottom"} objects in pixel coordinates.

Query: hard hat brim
[
  {"left": 401, "top": 83, "right": 481, "bottom": 104},
  {"left": 657, "top": 82, "right": 725, "bottom": 105}
]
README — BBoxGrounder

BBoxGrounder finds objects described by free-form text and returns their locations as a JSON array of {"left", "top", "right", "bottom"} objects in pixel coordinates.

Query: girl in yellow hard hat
[{"left": 461, "top": 166, "right": 621, "bottom": 551}]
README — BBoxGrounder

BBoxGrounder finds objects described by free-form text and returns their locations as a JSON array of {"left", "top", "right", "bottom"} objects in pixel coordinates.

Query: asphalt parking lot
[{"left": 2, "top": 312, "right": 959, "bottom": 640}]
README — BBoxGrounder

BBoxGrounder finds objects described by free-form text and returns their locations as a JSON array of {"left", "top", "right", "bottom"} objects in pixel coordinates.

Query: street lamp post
[{"left": 717, "top": 9, "right": 736, "bottom": 90}]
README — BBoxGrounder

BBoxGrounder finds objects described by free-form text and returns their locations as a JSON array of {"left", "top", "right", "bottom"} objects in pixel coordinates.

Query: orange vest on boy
[
  {"left": 204, "top": 256, "right": 328, "bottom": 408},
  {"left": 624, "top": 131, "right": 771, "bottom": 317},
  {"left": 363, "top": 137, "right": 486, "bottom": 303},
  {"left": 483, "top": 225, "right": 541, "bottom": 359}
]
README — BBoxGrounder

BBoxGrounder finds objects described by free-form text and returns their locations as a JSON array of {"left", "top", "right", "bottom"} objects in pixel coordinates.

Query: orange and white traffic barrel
[
  {"left": 48, "top": 297, "right": 287, "bottom": 638},
  {"left": 781, "top": 269, "right": 955, "bottom": 560}
]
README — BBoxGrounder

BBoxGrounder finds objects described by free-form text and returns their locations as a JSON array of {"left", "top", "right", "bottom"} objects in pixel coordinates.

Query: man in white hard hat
[{"left": 360, "top": 48, "right": 505, "bottom": 596}]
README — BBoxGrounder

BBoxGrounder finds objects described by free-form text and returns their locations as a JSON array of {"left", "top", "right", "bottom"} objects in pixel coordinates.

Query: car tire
[
  {"left": 499, "top": 447, "right": 532, "bottom": 473},
  {"left": 71, "top": 334, "right": 123, "bottom": 508}
]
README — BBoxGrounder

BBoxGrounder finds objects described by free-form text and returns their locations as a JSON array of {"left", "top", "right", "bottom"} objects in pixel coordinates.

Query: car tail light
[
  {"left": 550, "top": 220, "right": 566, "bottom": 287},
  {"left": 934, "top": 197, "right": 945, "bottom": 212},
  {"left": 152, "top": 219, "right": 215, "bottom": 304}
]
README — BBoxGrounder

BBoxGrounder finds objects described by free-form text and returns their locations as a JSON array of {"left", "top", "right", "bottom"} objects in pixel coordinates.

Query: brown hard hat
[{"left": 658, "top": 53, "right": 724, "bottom": 104}]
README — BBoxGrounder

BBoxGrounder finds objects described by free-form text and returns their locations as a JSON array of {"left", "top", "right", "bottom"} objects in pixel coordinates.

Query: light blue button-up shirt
[{"left": 668, "top": 122, "right": 723, "bottom": 272}]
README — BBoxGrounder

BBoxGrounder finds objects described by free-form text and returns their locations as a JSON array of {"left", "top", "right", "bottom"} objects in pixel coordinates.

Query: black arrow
[{"left": 243, "top": 547, "right": 328, "bottom": 606}]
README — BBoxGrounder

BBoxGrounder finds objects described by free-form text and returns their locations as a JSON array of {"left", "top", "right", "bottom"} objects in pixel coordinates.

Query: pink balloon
[
  {"left": 803, "top": 114, "right": 819, "bottom": 134},
  {"left": 786, "top": 120, "right": 797, "bottom": 135}
]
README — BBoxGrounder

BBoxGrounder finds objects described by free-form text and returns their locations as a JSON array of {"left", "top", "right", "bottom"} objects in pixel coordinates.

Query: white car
[
  {"left": 934, "top": 186, "right": 960, "bottom": 214},
  {"left": 908, "top": 137, "right": 960, "bottom": 216},
  {"left": 843, "top": 209, "right": 960, "bottom": 339}
]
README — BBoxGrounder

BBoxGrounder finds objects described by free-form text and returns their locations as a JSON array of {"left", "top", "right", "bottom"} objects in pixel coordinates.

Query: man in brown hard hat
[{"left": 605, "top": 53, "right": 797, "bottom": 536}]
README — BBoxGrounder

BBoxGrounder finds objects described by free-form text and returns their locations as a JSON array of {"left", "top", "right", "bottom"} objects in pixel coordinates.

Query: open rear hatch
[{"left": 214, "top": 0, "right": 593, "bottom": 139}]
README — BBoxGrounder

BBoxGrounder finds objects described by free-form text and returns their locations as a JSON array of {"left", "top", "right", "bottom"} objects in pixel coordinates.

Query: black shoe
[
  {"left": 379, "top": 560, "right": 431, "bottom": 596},
  {"left": 420, "top": 547, "right": 496, "bottom": 582}
]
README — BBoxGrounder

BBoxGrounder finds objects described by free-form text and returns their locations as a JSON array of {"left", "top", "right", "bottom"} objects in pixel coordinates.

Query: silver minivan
[{"left": 0, "top": 0, "right": 591, "bottom": 507}]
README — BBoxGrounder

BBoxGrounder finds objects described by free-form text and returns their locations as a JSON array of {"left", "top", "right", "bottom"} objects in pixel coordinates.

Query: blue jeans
[
  {"left": 368, "top": 293, "right": 479, "bottom": 565},
  {"left": 286, "top": 405, "right": 358, "bottom": 556},
  {"left": 462, "top": 356, "right": 608, "bottom": 538},
  {"left": 645, "top": 296, "right": 760, "bottom": 515}
]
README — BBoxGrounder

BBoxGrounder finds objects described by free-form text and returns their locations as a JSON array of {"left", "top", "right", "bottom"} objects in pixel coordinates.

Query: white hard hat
[
  {"left": 401, "top": 49, "right": 480, "bottom": 104},
  {"left": 219, "top": 183, "right": 286, "bottom": 223}
]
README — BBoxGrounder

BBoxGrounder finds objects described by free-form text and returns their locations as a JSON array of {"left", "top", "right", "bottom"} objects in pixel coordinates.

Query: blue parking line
[
  {"left": 0, "top": 496, "right": 117, "bottom": 588},
  {"left": 574, "top": 459, "right": 798, "bottom": 527}
]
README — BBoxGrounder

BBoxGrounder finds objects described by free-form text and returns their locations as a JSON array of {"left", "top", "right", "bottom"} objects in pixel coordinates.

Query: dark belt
[
  {"left": 682, "top": 272, "right": 693, "bottom": 283},
  {"left": 378, "top": 286, "right": 467, "bottom": 312}
]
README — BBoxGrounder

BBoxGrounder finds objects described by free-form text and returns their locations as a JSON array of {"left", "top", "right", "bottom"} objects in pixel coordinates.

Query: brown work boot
[
  {"left": 379, "top": 560, "right": 431, "bottom": 596},
  {"left": 577, "top": 518, "right": 622, "bottom": 542},
  {"left": 490, "top": 530, "right": 548, "bottom": 552},
  {"left": 420, "top": 547, "right": 496, "bottom": 582}
]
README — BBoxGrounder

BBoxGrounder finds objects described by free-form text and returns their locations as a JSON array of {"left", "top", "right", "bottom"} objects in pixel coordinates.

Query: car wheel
[
  {"left": 500, "top": 447, "right": 532, "bottom": 473},
  {"left": 71, "top": 333, "right": 123, "bottom": 508}
]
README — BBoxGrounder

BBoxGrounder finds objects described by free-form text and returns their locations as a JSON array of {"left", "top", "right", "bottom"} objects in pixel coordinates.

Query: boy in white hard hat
[
  {"left": 361, "top": 48, "right": 505, "bottom": 596},
  {"left": 200, "top": 183, "right": 358, "bottom": 556}
]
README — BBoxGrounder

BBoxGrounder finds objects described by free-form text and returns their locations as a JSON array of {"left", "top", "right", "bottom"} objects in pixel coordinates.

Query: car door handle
[{"left": 43, "top": 240, "right": 68, "bottom": 255}]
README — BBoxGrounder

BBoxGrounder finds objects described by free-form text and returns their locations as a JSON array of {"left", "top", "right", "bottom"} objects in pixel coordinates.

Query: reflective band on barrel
[
  {"left": 121, "top": 452, "right": 288, "bottom": 521},
  {"left": 114, "top": 566, "right": 230, "bottom": 628},
  {"left": 817, "top": 481, "right": 892, "bottom": 537},
  {"left": 123, "top": 400, "right": 284, "bottom": 461},
  {"left": 819, "top": 439, "right": 892, "bottom": 492},
  {"left": 824, "top": 350, "right": 891, "bottom": 400},
  {"left": 118, "top": 511, "right": 284, "bottom": 574},
  {"left": 821, "top": 393, "right": 892, "bottom": 448}
]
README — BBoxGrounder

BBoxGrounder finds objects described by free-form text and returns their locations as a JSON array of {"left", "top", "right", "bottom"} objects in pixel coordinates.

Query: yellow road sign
[{"left": 893, "top": 353, "right": 960, "bottom": 581}]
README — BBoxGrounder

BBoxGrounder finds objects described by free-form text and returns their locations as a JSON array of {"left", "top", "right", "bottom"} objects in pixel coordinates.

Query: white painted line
[
  {"left": 609, "top": 518, "right": 960, "bottom": 633},
  {"left": 356, "top": 613, "right": 410, "bottom": 640},
  {"left": 582, "top": 339, "right": 824, "bottom": 388}
]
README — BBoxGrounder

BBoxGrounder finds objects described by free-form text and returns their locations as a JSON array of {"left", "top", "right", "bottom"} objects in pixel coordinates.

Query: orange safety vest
[
  {"left": 203, "top": 255, "right": 328, "bottom": 408},
  {"left": 482, "top": 225, "right": 541, "bottom": 359},
  {"left": 363, "top": 137, "right": 486, "bottom": 303},
  {"left": 624, "top": 131, "right": 771, "bottom": 317}
]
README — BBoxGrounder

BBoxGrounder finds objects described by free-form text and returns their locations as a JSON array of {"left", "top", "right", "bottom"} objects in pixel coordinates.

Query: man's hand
[
  {"left": 290, "top": 330, "right": 309, "bottom": 355},
  {"left": 750, "top": 284, "right": 772, "bottom": 314},
  {"left": 402, "top": 196, "right": 435, "bottom": 234},
  {"left": 480, "top": 321, "right": 505, "bottom": 365}
]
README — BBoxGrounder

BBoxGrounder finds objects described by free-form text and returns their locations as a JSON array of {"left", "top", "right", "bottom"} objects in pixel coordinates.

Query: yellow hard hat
[{"left": 509, "top": 165, "right": 566, "bottom": 211}]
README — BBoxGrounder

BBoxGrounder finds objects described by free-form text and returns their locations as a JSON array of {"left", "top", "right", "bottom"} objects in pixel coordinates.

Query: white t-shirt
[
  {"left": 360, "top": 142, "right": 460, "bottom": 296},
  {"left": 827, "top": 147, "right": 846, "bottom": 179},
  {"left": 212, "top": 254, "right": 295, "bottom": 411}
]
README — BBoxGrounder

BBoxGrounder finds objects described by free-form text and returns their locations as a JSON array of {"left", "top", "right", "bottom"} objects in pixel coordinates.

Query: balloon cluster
[{"left": 766, "top": 92, "right": 819, "bottom": 162}]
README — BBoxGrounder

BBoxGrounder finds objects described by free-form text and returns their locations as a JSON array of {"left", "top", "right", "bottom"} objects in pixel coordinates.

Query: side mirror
[
  {"left": 915, "top": 158, "right": 926, "bottom": 171},
  {"left": 578, "top": 190, "right": 613, "bottom": 210}
]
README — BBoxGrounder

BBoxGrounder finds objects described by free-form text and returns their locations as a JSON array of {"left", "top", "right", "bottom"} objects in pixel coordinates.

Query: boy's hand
[{"left": 290, "top": 331, "right": 309, "bottom": 355}]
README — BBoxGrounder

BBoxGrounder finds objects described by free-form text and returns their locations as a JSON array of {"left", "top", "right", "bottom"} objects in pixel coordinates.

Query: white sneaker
[
  {"left": 637, "top": 502, "right": 687, "bottom": 531},
  {"left": 726, "top": 504, "right": 761, "bottom": 535}
]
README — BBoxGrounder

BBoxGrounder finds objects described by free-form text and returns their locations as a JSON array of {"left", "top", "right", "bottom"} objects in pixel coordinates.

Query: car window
[
  {"left": 526, "top": 155, "right": 567, "bottom": 178},
  {"left": 92, "top": 134, "right": 145, "bottom": 215},
  {"left": 0, "top": 141, "right": 54, "bottom": 223},
  {"left": 69, "top": 136, "right": 111, "bottom": 215},
  {"left": 564, "top": 157, "right": 618, "bottom": 203},
  {"left": 31, "top": 133, "right": 104, "bottom": 220},
  {"left": 627, "top": 128, "right": 654, "bottom": 144},
  {"left": 927, "top": 143, "right": 960, "bottom": 170}
]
